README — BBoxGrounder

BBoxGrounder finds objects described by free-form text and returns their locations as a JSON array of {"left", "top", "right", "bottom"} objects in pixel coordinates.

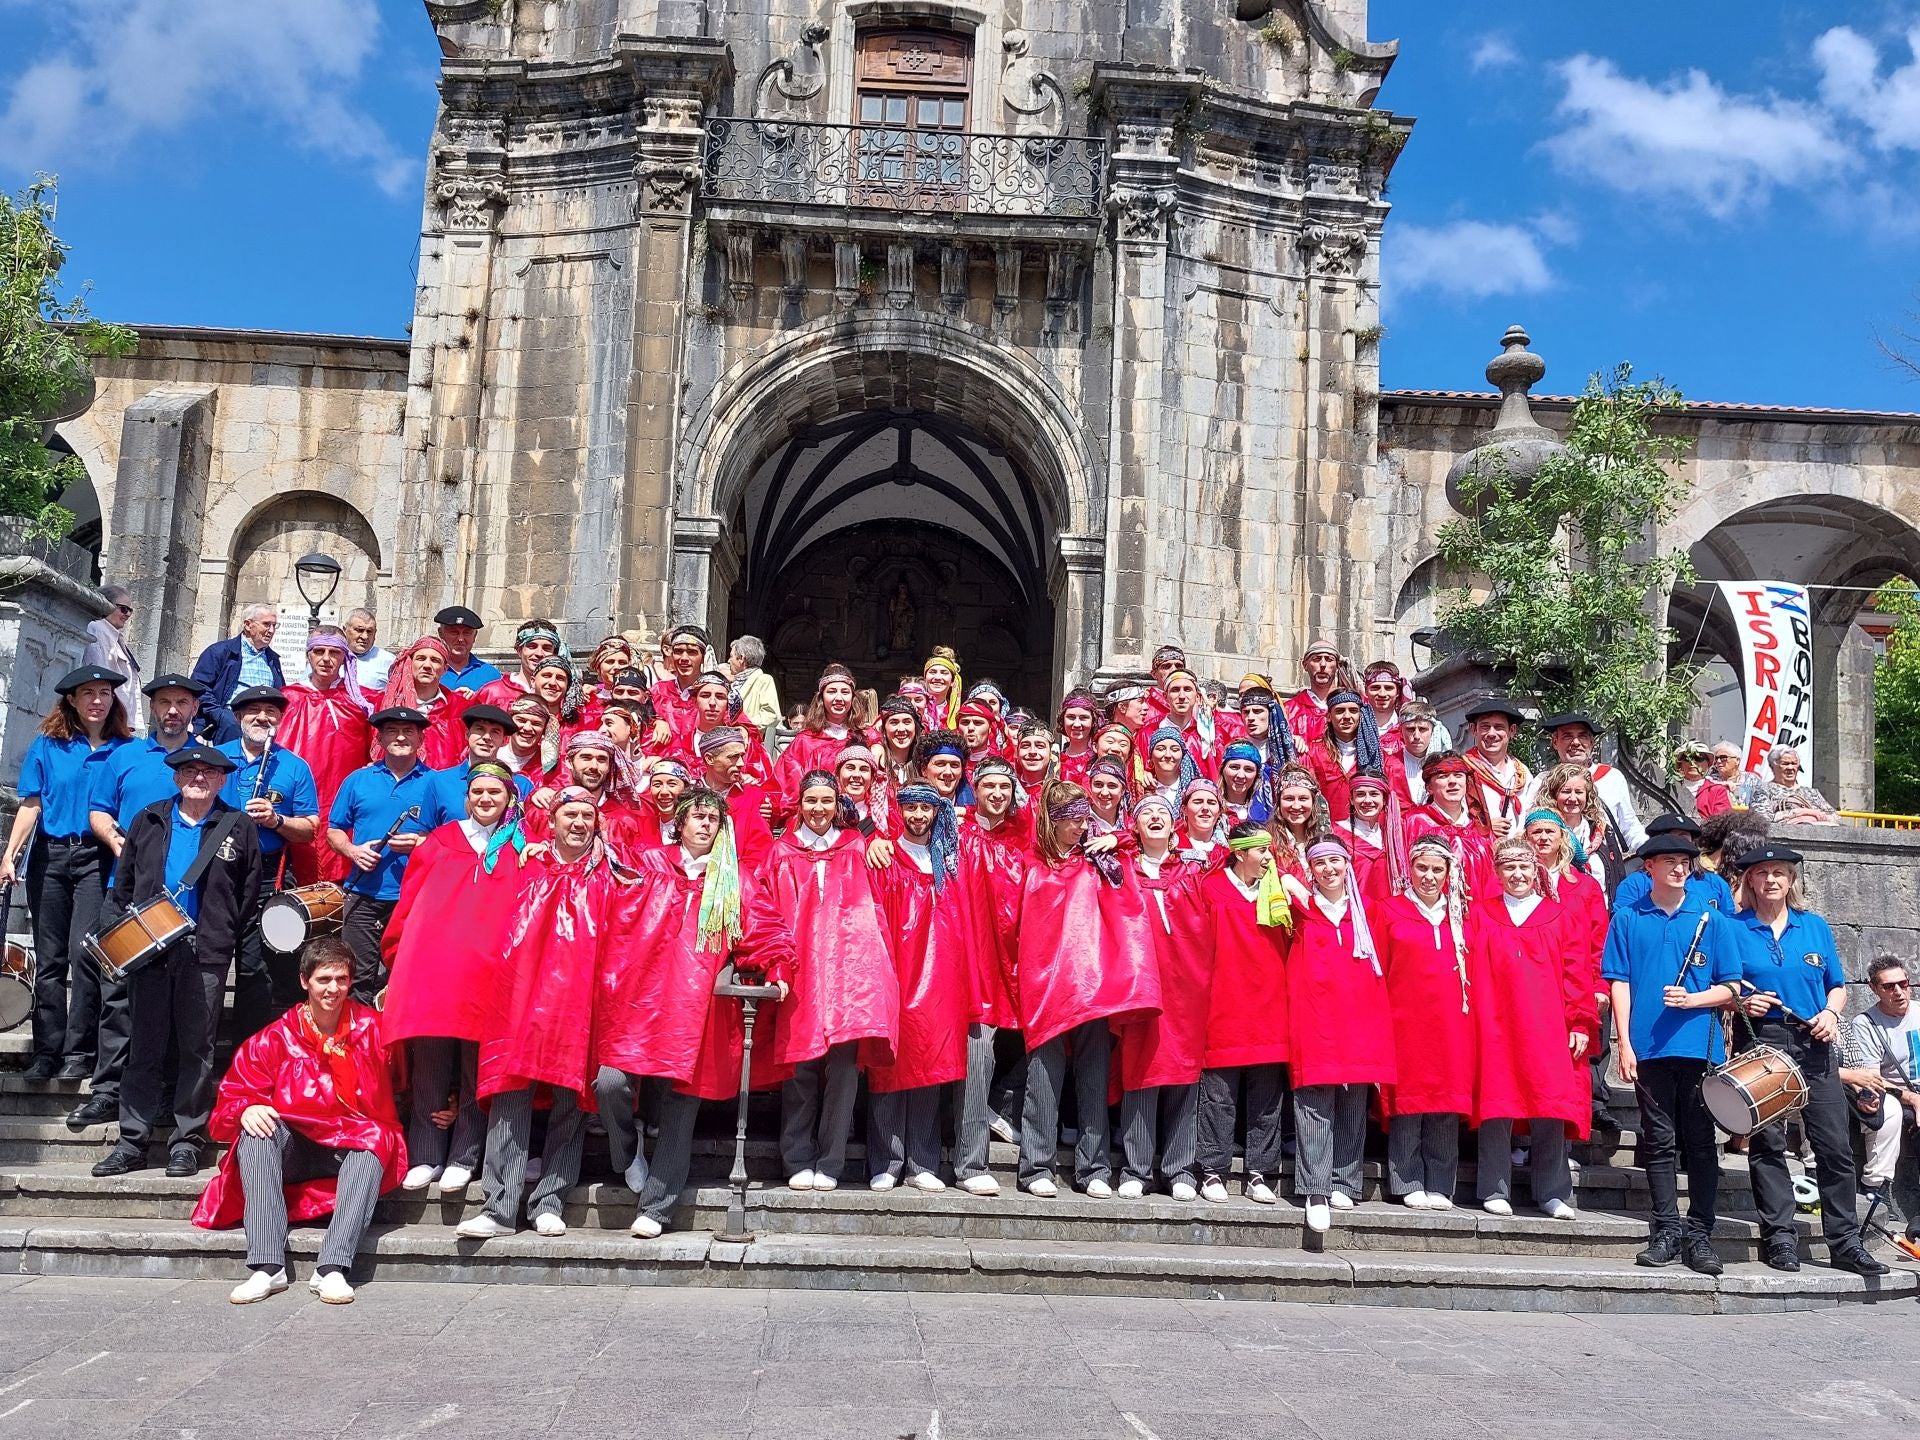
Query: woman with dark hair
[
  {"left": 870, "top": 695, "right": 925, "bottom": 792},
  {"left": 771, "top": 664, "right": 873, "bottom": 819},
  {"left": 1054, "top": 692, "right": 1101, "bottom": 787},
  {"left": 1, "top": 665, "right": 131, "bottom": 1080},
  {"left": 1404, "top": 752, "right": 1493, "bottom": 896}
]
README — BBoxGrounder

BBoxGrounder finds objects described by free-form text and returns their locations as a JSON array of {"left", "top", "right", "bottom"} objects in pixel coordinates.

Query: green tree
[
  {"left": 0, "top": 175, "right": 135, "bottom": 543},
  {"left": 1873, "top": 579, "right": 1920, "bottom": 814},
  {"left": 1436, "top": 365, "right": 1699, "bottom": 803}
]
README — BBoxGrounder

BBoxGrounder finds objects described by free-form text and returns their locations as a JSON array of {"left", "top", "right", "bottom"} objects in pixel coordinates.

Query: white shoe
[
  {"left": 1482, "top": 1196, "right": 1513, "bottom": 1217},
  {"left": 1305, "top": 1200, "right": 1332, "bottom": 1234},
  {"left": 870, "top": 1173, "right": 897, "bottom": 1191},
  {"left": 989, "top": 1115, "right": 1017, "bottom": 1144},
  {"left": 1542, "top": 1198, "right": 1577, "bottom": 1221},
  {"left": 455, "top": 1214, "right": 510, "bottom": 1240},
  {"left": 1025, "top": 1176, "right": 1058, "bottom": 1198},
  {"left": 959, "top": 1174, "right": 1001, "bottom": 1196},
  {"left": 1328, "top": 1191, "right": 1355, "bottom": 1211},
  {"left": 813, "top": 1174, "right": 838, "bottom": 1193},
  {"left": 1200, "top": 1177, "right": 1229, "bottom": 1203},
  {"left": 1116, "top": 1178, "right": 1146, "bottom": 1200},
  {"left": 788, "top": 1170, "right": 816, "bottom": 1191},
  {"left": 401, "top": 1164, "right": 441, "bottom": 1191},
  {"left": 310, "top": 1270, "right": 355, "bottom": 1304},
  {"left": 533, "top": 1211, "right": 567, "bottom": 1237},
  {"left": 630, "top": 1214, "right": 664, "bottom": 1239},
  {"left": 909, "top": 1171, "right": 946, "bottom": 1192},
  {"left": 1403, "top": 1190, "right": 1431, "bottom": 1210},
  {"left": 1427, "top": 1193, "right": 1454, "bottom": 1211},
  {"left": 1245, "top": 1180, "right": 1276, "bottom": 1205},
  {"left": 437, "top": 1165, "right": 472, "bottom": 1192},
  {"left": 1084, "top": 1178, "right": 1113, "bottom": 1199},
  {"left": 1171, "top": 1180, "right": 1200, "bottom": 1203},
  {"left": 228, "top": 1268, "right": 288, "bottom": 1305}
]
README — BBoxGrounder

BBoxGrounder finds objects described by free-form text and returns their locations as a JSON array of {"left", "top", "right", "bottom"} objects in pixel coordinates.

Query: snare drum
[
  {"left": 260, "top": 882, "right": 347, "bottom": 955},
  {"left": 0, "top": 940, "right": 30, "bottom": 1032},
  {"left": 1701, "top": 1044, "right": 1809, "bottom": 1136},
  {"left": 84, "top": 895, "right": 196, "bottom": 981}
]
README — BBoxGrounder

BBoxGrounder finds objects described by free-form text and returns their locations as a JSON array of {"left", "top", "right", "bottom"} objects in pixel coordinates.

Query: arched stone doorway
[{"left": 226, "top": 492, "right": 383, "bottom": 672}]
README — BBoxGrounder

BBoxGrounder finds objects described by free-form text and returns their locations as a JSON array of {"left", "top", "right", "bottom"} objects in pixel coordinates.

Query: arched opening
[
  {"left": 226, "top": 492, "right": 383, "bottom": 674},
  {"left": 48, "top": 435, "right": 102, "bottom": 583}
]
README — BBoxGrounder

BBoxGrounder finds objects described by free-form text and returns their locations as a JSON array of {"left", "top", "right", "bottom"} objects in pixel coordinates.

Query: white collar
[
  {"left": 899, "top": 838, "right": 933, "bottom": 874},
  {"left": 797, "top": 825, "right": 840, "bottom": 851},
  {"left": 458, "top": 817, "right": 497, "bottom": 855},
  {"left": 1346, "top": 817, "right": 1382, "bottom": 846},
  {"left": 678, "top": 845, "right": 711, "bottom": 878},
  {"left": 1314, "top": 891, "right": 1349, "bottom": 925},
  {"left": 1412, "top": 894, "right": 1448, "bottom": 925},
  {"left": 1227, "top": 868, "right": 1262, "bottom": 901},
  {"left": 1504, "top": 892, "right": 1542, "bottom": 925}
]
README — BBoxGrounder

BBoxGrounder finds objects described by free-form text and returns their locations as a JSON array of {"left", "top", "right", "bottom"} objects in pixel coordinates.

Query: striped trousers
[{"left": 237, "top": 1127, "right": 383, "bottom": 1272}]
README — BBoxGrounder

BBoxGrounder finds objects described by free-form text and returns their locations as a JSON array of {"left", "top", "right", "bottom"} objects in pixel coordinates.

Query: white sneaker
[
  {"left": 870, "top": 1173, "right": 897, "bottom": 1191},
  {"left": 1305, "top": 1200, "right": 1332, "bottom": 1234},
  {"left": 228, "top": 1268, "right": 288, "bottom": 1305},
  {"left": 1200, "top": 1177, "right": 1229, "bottom": 1203},
  {"left": 630, "top": 1214, "right": 663, "bottom": 1239},
  {"left": 1328, "top": 1191, "right": 1355, "bottom": 1211},
  {"left": 909, "top": 1171, "right": 946, "bottom": 1192},
  {"left": 1116, "top": 1178, "right": 1146, "bottom": 1200},
  {"left": 788, "top": 1170, "right": 816, "bottom": 1191},
  {"left": 1084, "top": 1178, "right": 1113, "bottom": 1199},
  {"left": 1171, "top": 1180, "right": 1199, "bottom": 1203},
  {"left": 1542, "top": 1198, "right": 1577, "bottom": 1221},
  {"left": 812, "top": 1174, "right": 838, "bottom": 1193},
  {"left": 1025, "top": 1176, "right": 1058, "bottom": 1198},
  {"left": 438, "top": 1165, "right": 472, "bottom": 1192},
  {"left": 989, "top": 1115, "right": 1017, "bottom": 1144},
  {"left": 533, "top": 1211, "right": 567, "bottom": 1236},
  {"left": 1245, "top": 1180, "right": 1276, "bottom": 1205},
  {"left": 402, "top": 1164, "right": 441, "bottom": 1191},
  {"left": 455, "top": 1213, "right": 511, "bottom": 1240},
  {"left": 310, "top": 1270, "right": 355, "bottom": 1304},
  {"left": 959, "top": 1174, "right": 1001, "bottom": 1196},
  {"left": 1482, "top": 1196, "right": 1513, "bottom": 1217},
  {"left": 1427, "top": 1193, "right": 1454, "bottom": 1211},
  {"left": 1403, "top": 1190, "right": 1431, "bottom": 1210}
]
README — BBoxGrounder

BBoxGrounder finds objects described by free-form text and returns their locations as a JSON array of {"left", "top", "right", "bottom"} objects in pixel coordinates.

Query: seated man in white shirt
[{"left": 1840, "top": 954, "right": 1920, "bottom": 1259}]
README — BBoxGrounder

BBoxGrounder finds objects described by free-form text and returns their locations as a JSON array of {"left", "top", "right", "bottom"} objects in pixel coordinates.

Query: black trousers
[
  {"left": 25, "top": 836, "right": 108, "bottom": 1066},
  {"left": 1634, "top": 1056, "right": 1720, "bottom": 1238},
  {"left": 1744, "top": 1020, "right": 1861, "bottom": 1251},
  {"left": 341, "top": 894, "right": 395, "bottom": 1005},
  {"left": 230, "top": 857, "right": 290, "bottom": 1041},
  {"left": 116, "top": 947, "right": 226, "bottom": 1154}
]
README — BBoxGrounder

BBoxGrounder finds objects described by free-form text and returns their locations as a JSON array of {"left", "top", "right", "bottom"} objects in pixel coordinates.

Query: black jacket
[{"left": 105, "top": 799, "right": 263, "bottom": 968}]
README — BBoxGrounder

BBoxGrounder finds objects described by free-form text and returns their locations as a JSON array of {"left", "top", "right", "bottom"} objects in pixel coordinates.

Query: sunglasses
[
  {"left": 1878, "top": 979, "right": 1913, "bottom": 991},
  {"left": 115, "top": 604, "right": 134, "bottom": 616}
]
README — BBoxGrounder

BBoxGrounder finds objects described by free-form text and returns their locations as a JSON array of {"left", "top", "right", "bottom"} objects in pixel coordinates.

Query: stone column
[
  {"left": 107, "top": 386, "right": 217, "bottom": 676},
  {"left": 1051, "top": 533, "right": 1107, "bottom": 693},
  {"left": 0, "top": 527, "right": 108, "bottom": 803}
]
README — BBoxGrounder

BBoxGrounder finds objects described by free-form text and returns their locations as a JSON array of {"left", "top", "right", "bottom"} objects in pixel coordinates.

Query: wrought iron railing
[{"left": 702, "top": 117, "right": 1106, "bottom": 220}]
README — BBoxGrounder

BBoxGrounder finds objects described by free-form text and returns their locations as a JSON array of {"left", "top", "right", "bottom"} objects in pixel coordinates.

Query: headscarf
[
  {"left": 641, "top": 756, "right": 692, "bottom": 799},
  {"left": 1239, "top": 685, "right": 1298, "bottom": 812},
  {"left": 1406, "top": 831, "right": 1470, "bottom": 1012},
  {"left": 1086, "top": 755, "right": 1134, "bottom": 823},
  {"left": 565, "top": 729, "right": 638, "bottom": 805},
  {"left": 1348, "top": 769, "right": 1408, "bottom": 891},
  {"left": 1221, "top": 739, "right": 1263, "bottom": 802},
  {"left": 1179, "top": 776, "right": 1224, "bottom": 842},
  {"left": 533, "top": 654, "right": 586, "bottom": 725},
  {"left": 508, "top": 693, "right": 561, "bottom": 774},
  {"left": 465, "top": 761, "right": 527, "bottom": 874},
  {"left": 1145, "top": 718, "right": 1199, "bottom": 792},
  {"left": 922, "top": 650, "right": 963, "bottom": 729},
  {"left": 1525, "top": 805, "right": 1590, "bottom": 871},
  {"left": 964, "top": 680, "right": 1008, "bottom": 717},
  {"left": 588, "top": 635, "right": 638, "bottom": 686},
  {"left": 896, "top": 781, "right": 958, "bottom": 892},
  {"left": 956, "top": 700, "right": 1008, "bottom": 755},
  {"left": 305, "top": 632, "right": 377, "bottom": 715},
  {"left": 378, "top": 636, "right": 453, "bottom": 711},
  {"left": 1363, "top": 660, "right": 1418, "bottom": 711},
  {"left": 1226, "top": 828, "right": 1295, "bottom": 931},
  {"left": 676, "top": 791, "right": 741, "bottom": 949},
  {"left": 695, "top": 725, "right": 748, "bottom": 758},
  {"left": 1132, "top": 793, "right": 1176, "bottom": 826},
  {"left": 1056, "top": 691, "right": 1101, "bottom": 733},
  {"left": 1305, "top": 838, "right": 1380, "bottom": 974},
  {"left": 1273, "top": 762, "right": 1331, "bottom": 842},
  {"left": 1326, "top": 687, "right": 1384, "bottom": 776}
]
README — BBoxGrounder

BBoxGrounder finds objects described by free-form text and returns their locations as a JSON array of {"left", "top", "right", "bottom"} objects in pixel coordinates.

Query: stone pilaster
[{"left": 108, "top": 387, "right": 217, "bottom": 677}]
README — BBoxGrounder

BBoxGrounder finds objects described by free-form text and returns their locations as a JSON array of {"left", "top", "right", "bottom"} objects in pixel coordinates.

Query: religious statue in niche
[
  {"left": 881, "top": 577, "right": 917, "bottom": 660},
  {"left": 753, "top": 21, "right": 830, "bottom": 136},
  {"left": 1001, "top": 31, "right": 1067, "bottom": 138}
]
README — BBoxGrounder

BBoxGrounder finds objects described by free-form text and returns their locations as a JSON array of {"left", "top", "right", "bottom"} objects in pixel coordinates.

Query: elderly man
[
  {"left": 1743, "top": 745, "right": 1839, "bottom": 825},
  {"left": 343, "top": 609, "right": 393, "bottom": 691},
  {"left": 435, "top": 605, "right": 502, "bottom": 696},
  {"left": 191, "top": 604, "right": 285, "bottom": 744},
  {"left": 727, "top": 635, "right": 782, "bottom": 745},
  {"left": 1521, "top": 713, "right": 1648, "bottom": 856},
  {"left": 82, "top": 584, "right": 143, "bottom": 726}
]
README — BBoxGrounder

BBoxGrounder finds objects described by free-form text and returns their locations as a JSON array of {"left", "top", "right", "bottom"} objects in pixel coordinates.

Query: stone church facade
[{"left": 48, "top": 1, "right": 1920, "bottom": 807}]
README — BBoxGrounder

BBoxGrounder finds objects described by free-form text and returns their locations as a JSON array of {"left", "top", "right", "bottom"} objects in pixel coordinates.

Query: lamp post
[{"left": 293, "top": 552, "right": 342, "bottom": 621}]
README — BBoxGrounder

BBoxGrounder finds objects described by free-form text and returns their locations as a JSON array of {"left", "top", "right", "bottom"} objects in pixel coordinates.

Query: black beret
[
  {"left": 1645, "top": 813, "right": 1702, "bottom": 838},
  {"left": 460, "top": 704, "right": 512, "bottom": 729},
  {"left": 57, "top": 664, "right": 127, "bottom": 694},
  {"left": 1733, "top": 843, "right": 1803, "bottom": 869},
  {"left": 434, "top": 606, "right": 484, "bottom": 629},
  {"left": 1540, "top": 712, "right": 1600, "bottom": 734},
  {"left": 1464, "top": 698, "right": 1526, "bottom": 724},
  {"left": 229, "top": 685, "right": 288, "bottom": 711},
  {"left": 142, "top": 672, "right": 206, "bottom": 698},
  {"left": 166, "top": 744, "right": 235, "bottom": 773},
  {"left": 1638, "top": 833, "right": 1700, "bottom": 860},
  {"left": 369, "top": 706, "right": 429, "bottom": 729}
]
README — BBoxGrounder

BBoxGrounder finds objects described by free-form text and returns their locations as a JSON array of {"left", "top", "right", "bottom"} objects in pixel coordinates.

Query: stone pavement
[{"left": 1, "top": 1276, "right": 1916, "bottom": 1440}]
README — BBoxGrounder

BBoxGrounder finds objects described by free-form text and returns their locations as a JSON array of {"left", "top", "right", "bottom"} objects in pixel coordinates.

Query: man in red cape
[
  {"left": 1283, "top": 639, "right": 1344, "bottom": 746},
  {"left": 279, "top": 631, "right": 373, "bottom": 885},
  {"left": 695, "top": 727, "right": 776, "bottom": 869}
]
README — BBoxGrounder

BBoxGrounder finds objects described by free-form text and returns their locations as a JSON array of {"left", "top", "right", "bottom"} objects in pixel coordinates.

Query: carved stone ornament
[
  {"left": 1001, "top": 31, "right": 1066, "bottom": 138},
  {"left": 435, "top": 174, "right": 509, "bottom": 232},
  {"left": 1108, "top": 185, "right": 1176, "bottom": 240},
  {"left": 637, "top": 159, "right": 704, "bottom": 213},
  {"left": 1297, "top": 223, "right": 1367, "bottom": 276},
  {"left": 753, "top": 22, "right": 830, "bottom": 127}
]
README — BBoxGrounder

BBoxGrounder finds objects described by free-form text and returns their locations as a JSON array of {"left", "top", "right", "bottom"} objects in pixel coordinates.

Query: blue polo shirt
[
  {"left": 88, "top": 737, "right": 189, "bottom": 837},
  {"left": 165, "top": 803, "right": 209, "bottom": 922},
  {"left": 20, "top": 733, "right": 123, "bottom": 839},
  {"left": 1601, "top": 892, "right": 1744, "bottom": 1064},
  {"left": 1613, "top": 867, "right": 1736, "bottom": 916},
  {"left": 431, "top": 759, "right": 533, "bottom": 820},
  {"left": 217, "top": 740, "right": 319, "bottom": 857},
  {"left": 445, "top": 656, "right": 503, "bottom": 695},
  {"left": 1730, "top": 907, "right": 1846, "bottom": 1024},
  {"left": 327, "top": 760, "right": 444, "bottom": 900}
]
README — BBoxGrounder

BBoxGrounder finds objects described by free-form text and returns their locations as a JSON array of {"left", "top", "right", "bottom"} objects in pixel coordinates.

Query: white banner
[{"left": 1714, "top": 580, "right": 1815, "bottom": 785}]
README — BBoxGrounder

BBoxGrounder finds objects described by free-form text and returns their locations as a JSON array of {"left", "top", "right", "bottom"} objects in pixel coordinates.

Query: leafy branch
[{"left": 1873, "top": 579, "right": 1920, "bottom": 813}]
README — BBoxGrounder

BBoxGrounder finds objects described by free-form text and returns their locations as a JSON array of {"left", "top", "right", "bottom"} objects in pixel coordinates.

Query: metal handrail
[{"left": 1838, "top": 810, "right": 1920, "bottom": 830}]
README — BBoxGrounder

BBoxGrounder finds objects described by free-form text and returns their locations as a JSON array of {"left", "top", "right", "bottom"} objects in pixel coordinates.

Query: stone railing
[
  {"left": 1791, "top": 822, "right": 1920, "bottom": 988},
  {"left": 702, "top": 117, "right": 1107, "bottom": 220}
]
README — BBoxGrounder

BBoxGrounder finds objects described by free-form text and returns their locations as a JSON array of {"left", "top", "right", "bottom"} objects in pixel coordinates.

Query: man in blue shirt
[
  {"left": 219, "top": 686, "right": 321, "bottom": 1038},
  {"left": 327, "top": 707, "right": 443, "bottom": 1002},
  {"left": 1611, "top": 814, "right": 1738, "bottom": 915},
  {"left": 190, "top": 606, "right": 285, "bottom": 743},
  {"left": 1603, "top": 832, "right": 1742, "bottom": 1275},
  {"left": 436, "top": 605, "right": 502, "bottom": 696},
  {"left": 430, "top": 704, "right": 530, "bottom": 817},
  {"left": 1728, "top": 844, "right": 1888, "bottom": 1277}
]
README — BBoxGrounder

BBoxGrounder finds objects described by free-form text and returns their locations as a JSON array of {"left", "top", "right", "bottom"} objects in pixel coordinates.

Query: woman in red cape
[
  {"left": 765, "top": 770, "right": 900, "bottom": 1191},
  {"left": 375, "top": 637, "right": 471, "bottom": 770},
  {"left": 1198, "top": 818, "right": 1293, "bottom": 1204},
  {"left": 1404, "top": 751, "right": 1494, "bottom": 898},
  {"left": 866, "top": 784, "right": 975, "bottom": 1190},
  {"left": 1288, "top": 836, "right": 1395, "bottom": 1234},
  {"left": 1009, "top": 781, "right": 1161, "bottom": 1199},
  {"left": 592, "top": 787, "right": 794, "bottom": 1237},
  {"left": 379, "top": 764, "right": 529, "bottom": 1194},
  {"left": 770, "top": 663, "right": 870, "bottom": 825},
  {"left": 1115, "top": 795, "right": 1213, "bottom": 1200},
  {"left": 461, "top": 792, "right": 618, "bottom": 1240},
  {"left": 1470, "top": 838, "right": 1596, "bottom": 1220},
  {"left": 1336, "top": 772, "right": 1397, "bottom": 902},
  {"left": 1376, "top": 831, "right": 1476, "bottom": 1211},
  {"left": 1523, "top": 807, "right": 1609, "bottom": 1003},
  {"left": 280, "top": 632, "right": 374, "bottom": 885},
  {"left": 1053, "top": 692, "right": 1101, "bottom": 789},
  {"left": 194, "top": 939, "right": 404, "bottom": 1305}
]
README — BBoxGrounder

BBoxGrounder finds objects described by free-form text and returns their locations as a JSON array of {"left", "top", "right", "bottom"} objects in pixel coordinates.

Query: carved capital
[
  {"left": 435, "top": 174, "right": 509, "bottom": 232},
  {"left": 637, "top": 159, "right": 704, "bottom": 214},
  {"left": 1298, "top": 223, "right": 1368, "bottom": 276},
  {"left": 1108, "top": 185, "right": 1176, "bottom": 242}
]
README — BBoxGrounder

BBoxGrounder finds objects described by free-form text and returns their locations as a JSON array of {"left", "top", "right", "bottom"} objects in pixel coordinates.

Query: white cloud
[
  {"left": 0, "top": 0, "right": 415, "bottom": 196},
  {"left": 1386, "top": 220, "right": 1555, "bottom": 302},
  {"left": 1543, "top": 54, "right": 1848, "bottom": 218},
  {"left": 1470, "top": 35, "right": 1521, "bottom": 73},
  {"left": 1815, "top": 25, "right": 1920, "bottom": 151}
]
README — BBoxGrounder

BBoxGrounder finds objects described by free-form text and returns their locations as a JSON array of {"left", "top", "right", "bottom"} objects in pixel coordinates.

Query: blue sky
[{"left": 4, "top": 2, "right": 1919, "bottom": 411}]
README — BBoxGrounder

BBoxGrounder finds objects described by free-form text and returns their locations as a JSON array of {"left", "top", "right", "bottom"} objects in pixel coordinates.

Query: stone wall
[
  {"left": 1793, "top": 824, "right": 1920, "bottom": 1001},
  {"left": 0, "top": 526, "right": 109, "bottom": 806}
]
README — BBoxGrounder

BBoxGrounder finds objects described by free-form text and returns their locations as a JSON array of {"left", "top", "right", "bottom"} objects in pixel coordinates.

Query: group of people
[{"left": 3, "top": 606, "right": 1908, "bottom": 1305}]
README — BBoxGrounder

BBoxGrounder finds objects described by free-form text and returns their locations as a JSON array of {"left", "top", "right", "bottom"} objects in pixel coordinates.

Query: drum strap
[{"left": 170, "top": 811, "right": 245, "bottom": 902}]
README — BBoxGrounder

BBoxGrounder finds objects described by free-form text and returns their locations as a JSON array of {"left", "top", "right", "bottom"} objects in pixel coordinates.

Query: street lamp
[{"left": 293, "top": 552, "right": 342, "bottom": 621}]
